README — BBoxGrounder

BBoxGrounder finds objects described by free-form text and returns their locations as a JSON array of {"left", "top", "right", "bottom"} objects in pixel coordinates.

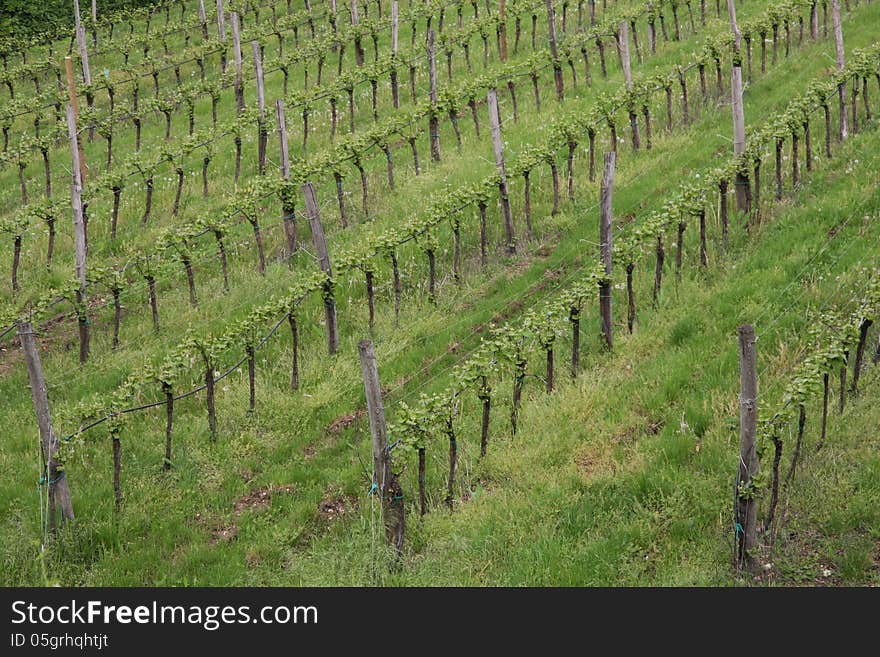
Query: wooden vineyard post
[
  {"left": 735, "top": 324, "right": 759, "bottom": 573},
  {"left": 217, "top": 0, "right": 228, "bottom": 72},
  {"left": 831, "top": 0, "right": 847, "bottom": 140},
  {"left": 252, "top": 41, "right": 267, "bottom": 175},
  {"left": 358, "top": 340, "right": 404, "bottom": 555},
  {"left": 851, "top": 319, "right": 873, "bottom": 394},
  {"left": 90, "top": 0, "right": 97, "bottom": 43},
  {"left": 276, "top": 100, "right": 297, "bottom": 262},
  {"left": 619, "top": 21, "right": 639, "bottom": 151},
  {"left": 199, "top": 0, "right": 209, "bottom": 39},
  {"left": 64, "top": 58, "right": 87, "bottom": 185},
  {"left": 67, "top": 104, "right": 90, "bottom": 364},
  {"left": 391, "top": 1, "right": 400, "bottom": 108},
  {"left": 73, "top": 0, "right": 92, "bottom": 89},
  {"left": 302, "top": 182, "right": 339, "bottom": 355},
  {"left": 428, "top": 30, "right": 441, "bottom": 162},
  {"left": 231, "top": 13, "right": 245, "bottom": 113},
  {"left": 351, "top": 0, "right": 365, "bottom": 66},
  {"left": 18, "top": 321, "right": 75, "bottom": 533},
  {"left": 727, "top": 0, "right": 750, "bottom": 214},
  {"left": 810, "top": 0, "right": 819, "bottom": 40},
  {"left": 499, "top": 0, "right": 508, "bottom": 61},
  {"left": 546, "top": 0, "right": 564, "bottom": 101},
  {"left": 487, "top": 89, "right": 516, "bottom": 254},
  {"left": 599, "top": 152, "right": 615, "bottom": 350}
]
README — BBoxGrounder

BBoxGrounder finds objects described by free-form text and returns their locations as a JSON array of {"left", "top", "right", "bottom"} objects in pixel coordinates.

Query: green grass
[{"left": 1, "top": 0, "right": 879, "bottom": 586}]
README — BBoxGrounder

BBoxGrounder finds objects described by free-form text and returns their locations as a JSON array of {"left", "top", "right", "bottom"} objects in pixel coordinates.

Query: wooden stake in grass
[
  {"left": 428, "top": 30, "right": 441, "bottom": 162},
  {"left": 302, "top": 182, "right": 339, "bottom": 355},
  {"left": 67, "top": 104, "right": 90, "bottom": 364},
  {"left": 445, "top": 415, "right": 457, "bottom": 509},
  {"left": 487, "top": 89, "right": 516, "bottom": 254},
  {"left": 850, "top": 319, "right": 873, "bottom": 394},
  {"left": 73, "top": 0, "right": 93, "bottom": 139},
  {"left": 351, "top": 0, "right": 365, "bottom": 66},
  {"left": 618, "top": 22, "right": 639, "bottom": 151},
  {"left": 231, "top": 13, "right": 245, "bottom": 113},
  {"left": 163, "top": 382, "right": 174, "bottom": 470},
  {"left": 546, "top": 0, "right": 564, "bottom": 101},
  {"left": 199, "top": 0, "right": 209, "bottom": 39},
  {"left": 831, "top": 0, "right": 848, "bottom": 140},
  {"left": 391, "top": 1, "right": 400, "bottom": 107},
  {"left": 499, "top": 0, "right": 508, "bottom": 61},
  {"left": 727, "top": 0, "right": 750, "bottom": 213},
  {"left": 817, "top": 371, "right": 830, "bottom": 451},
  {"left": 276, "top": 100, "right": 297, "bottom": 262},
  {"left": 217, "top": 0, "right": 228, "bottom": 72},
  {"left": 111, "top": 430, "right": 121, "bottom": 511},
  {"left": 358, "top": 340, "right": 404, "bottom": 554},
  {"left": 19, "top": 320, "right": 75, "bottom": 532},
  {"left": 479, "top": 376, "right": 491, "bottom": 456},
  {"left": 784, "top": 405, "right": 806, "bottom": 488},
  {"left": 735, "top": 323, "right": 758, "bottom": 573},
  {"left": 64, "top": 58, "right": 87, "bottom": 185},
  {"left": 252, "top": 41, "right": 267, "bottom": 175},
  {"left": 599, "top": 152, "right": 615, "bottom": 350}
]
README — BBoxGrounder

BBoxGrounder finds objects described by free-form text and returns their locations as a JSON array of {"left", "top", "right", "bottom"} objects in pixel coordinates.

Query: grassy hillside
[{"left": 0, "top": 0, "right": 878, "bottom": 586}]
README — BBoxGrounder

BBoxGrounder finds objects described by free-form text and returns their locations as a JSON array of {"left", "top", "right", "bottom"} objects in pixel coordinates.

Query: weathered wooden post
[
  {"left": 358, "top": 340, "right": 404, "bottom": 554},
  {"left": 67, "top": 104, "right": 90, "bottom": 364},
  {"left": 19, "top": 320, "right": 75, "bottom": 533},
  {"left": 599, "top": 152, "right": 615, "bottom": 350},
  {"left": 810, "top": 0, "right": 819, "bottom": 40},
  {"left": 217, "top": 0, "right": 228, "bottom": 71},
  {"left": 619, "top": 21, "right": 639, "bottom": 151},
  {"left": 831, "top": 0, "right": 847, "bottom": 140},
  {"left": 499, "top": 0, "right": 508, "bottom": 61},
  {"left": 851, "top": 319, "right": 873, "bottom": 394},
  {"left": 546, "top": 0, "right": 564, "bottom": 100},
  {"left": 73, "top": 0, "right": 92, "bottom": 89},
  {"left": 199, "top": 0, "right": 209, "bottom": 39},
  {"left": 487, "top": 89, "right": 516, "bottom": 254},
  {"left": 302, "top": 182, "right": 339, "bottom": 355},
  {"left": 391, "top": 1, "right": 400, "bottom": 108},
  {"left": 727, "top": 0, "right": 750, "bottom": 214},
  {"left": 276, "top": 100, "right": 297, "bottom": 262},
  {"left": 252, "top": 41, "right": 267, "bottom": 175},
  {"left": 428, "top": 29, "right": 441, "bottom": 161},
  {"left": 351, "top": 0, "right": 365, "bottom": 66},
  {"left": 735, "top": 324, "right": 759, "bottom": 573},
  {"left": 232, "top": 12, "right": 245, "bottom": 112},
  {"left": 64, "top": 57, "right": 87, "bottom": 185}
]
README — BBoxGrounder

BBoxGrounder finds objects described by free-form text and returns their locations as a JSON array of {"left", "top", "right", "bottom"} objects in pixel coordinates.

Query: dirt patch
[
  {"left": 612, "top": 425, "right": 639, "bottom": 446},
  {"left": 326, "top": 408, "right": 365, "bottom": 435},
  {"left": 575, "top": 448, "right": 613, "bottom": 479},
  {"left": 317, "top": 493, "right": 358, "bottom": 525},
  {"left": 317, "top": 496, "right": 349, "bottom": 522},
  {"left": 202, "top": 485, "right": 296, "bottom": 546},
  {"left": 0, "top": 343, "right": 22, "bottom": 377},
  {"left": 575, "top": 451, "right": 600, "bottom": 478},
  {"left": 233, "top": 488, "right": 273, "bottom": 515},
  {"left": 510, "top": 256, "right": 533, "bottom": 277},
  {"left": 210, "top": 524, "right": 238, "bottom": 544},
  {"left": 646, "top": 418, "right": 665, "bottom": 435}
]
